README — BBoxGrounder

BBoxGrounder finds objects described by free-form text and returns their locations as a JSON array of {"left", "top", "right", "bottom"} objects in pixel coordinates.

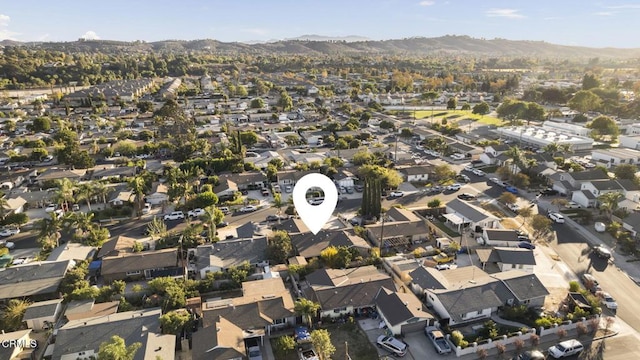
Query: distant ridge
[{"left": 2, "top": 35, "right": 640, "bottom": 58}]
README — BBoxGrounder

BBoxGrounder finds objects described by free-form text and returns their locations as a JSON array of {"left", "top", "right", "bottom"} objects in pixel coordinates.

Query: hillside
[{"left": 2, "top": 35, "right": 640, "bottom": 58}]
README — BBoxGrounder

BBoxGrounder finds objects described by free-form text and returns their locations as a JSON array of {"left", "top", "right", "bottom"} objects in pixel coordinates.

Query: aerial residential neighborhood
[{"left": 1, "top": 4, "right": 640, "bottom": 360}]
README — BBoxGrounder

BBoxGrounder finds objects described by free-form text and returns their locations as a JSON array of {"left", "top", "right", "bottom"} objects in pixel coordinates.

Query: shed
[{"left": 22, "top": 299, "right": 63, "bottom": 330}]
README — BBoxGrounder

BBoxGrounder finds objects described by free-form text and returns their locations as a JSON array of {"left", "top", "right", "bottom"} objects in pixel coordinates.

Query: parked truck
[
  {"left": 433, "top": 252, "right": 455, "bottom": 264},
  {"left": 425, "top": 326, "right": 452, "bottom": 354}
]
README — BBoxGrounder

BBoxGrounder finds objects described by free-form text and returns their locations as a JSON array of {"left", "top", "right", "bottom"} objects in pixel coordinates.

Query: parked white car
[
  {"left": 507, "top": 203, "right": 520, "bottom": 212},
  {"left": 142, "top": 203, "right": 152, "bottom": 214},
  {"left": 472, "top": 169, "right": 486, "bottom": 177},
  {"left": 0, "top": 240, "right": 15, "bottom": 249},
  {"left": 565, "top": 201, "right": 581, "bottom": 209},
  {"left": 240, "top": 205, "right": 257, "bottom": 213},
  {"left": 599, "top": 292, "right": 618, "bottom": 310},
  {"left": 548, "top": 212, "right": 565, "bottom": 223},
  {"left": 548, "top": 339, "right": 583, "bottom": 358},
  {"left": 389, "top": 191, "right": 404, "bottom": 198},
  {"left": 594, "top": 222, "right": 606, "bottom": 232},
  {"left": 446, "top": 183, "right": 462, "bottom": 191},
  {"left": 163, "top": 211, "right": 185, "bottom": 221},
  {"left": 45, "top": 204, "right": 58, "bottom": 213},
  {"left": 0, "top": 228, "right": 20, "bottom": 237},
  {"left": 188, "top": 208, "right": 205, "bottom": 218}
]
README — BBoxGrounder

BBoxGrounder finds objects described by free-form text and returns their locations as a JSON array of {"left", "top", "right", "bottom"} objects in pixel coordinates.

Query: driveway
[{"left": 359, "top": 318, "right": 442, "bottom": 359}]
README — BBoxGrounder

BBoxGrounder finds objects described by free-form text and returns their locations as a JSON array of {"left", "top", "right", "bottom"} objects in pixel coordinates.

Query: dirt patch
[
  {"left": 544, "top": 287, "right": 567, "bottom": 313},
  {"left": 479, "top": 202, "right": 507, "bottom": 219}
]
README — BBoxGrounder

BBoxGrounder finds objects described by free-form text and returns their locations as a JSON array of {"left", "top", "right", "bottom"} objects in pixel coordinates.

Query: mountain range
[{"left": 2, "top": 35, "right": 640, "bottom": 58}]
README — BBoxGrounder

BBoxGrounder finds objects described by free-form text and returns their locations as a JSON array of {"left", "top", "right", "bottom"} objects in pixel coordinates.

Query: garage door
[{"left": 401, "top": 320, "right": 427, "bottom": 335}]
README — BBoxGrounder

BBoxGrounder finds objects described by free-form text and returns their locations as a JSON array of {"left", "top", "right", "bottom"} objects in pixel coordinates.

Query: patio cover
[{"left": 443, "top": 213, "right": 467, "bottom": 226}]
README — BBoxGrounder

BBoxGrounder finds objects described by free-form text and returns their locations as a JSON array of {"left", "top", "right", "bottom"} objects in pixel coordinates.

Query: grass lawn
[
  {"left": 432, "top": 218, "right": 461, "bottom": 237},
  {"left": 269, "top": 337, "right": 298, "bottom": 360},
  {"left": 326, "top": 323, "right": 378, "bottom": 360},
  {"left": 409, "top": 110, "right": 505, "bottom": 126}
]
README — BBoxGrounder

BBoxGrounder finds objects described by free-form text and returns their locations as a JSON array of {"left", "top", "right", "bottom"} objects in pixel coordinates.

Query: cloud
[
  {"left": 0, "top": 14, "right": 19, "bottom": 40},
  {"left": 37, "top": 34, "right": 50, "bottom": 41},
  {"left": 80, "top": 30, "right": 100, "bottom": 40},
  {"left": 485, "top": 8, "right": 525, "bottom": 19},
  {"left": 418, "top": 1, "right": 435, "bottom": 6},
  {"left": 607, "top": 4, "right": 640, "bottom": 9},
  {"left": 594, "top": 11, "right": 615, "bottom": 16}
]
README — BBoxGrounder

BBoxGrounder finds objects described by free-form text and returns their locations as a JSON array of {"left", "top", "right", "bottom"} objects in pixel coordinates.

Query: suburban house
[
  {"left": 90, "top": 166, "right": 136, "bottom": 180},
  {"left": 200, "top": 277, "right": 296, "bottom": 349},
  {"left": 145, "top": 182, "right": 169, "bottom": 205},
  {"left": 22, "top": 298, "right": 63, "bottom": 331},
  {"left": 97, "top": 235, "right": 138, "bottom": 259},
  {"left": 572, "top": 180, "right": 624, "bottom": 208},
  {"left": 243, "top": 150, "right": 284, "bottom": 170},
  {"left": 289, "top": 230, "right": 370, "bottom": 259},
  {"left": 617, "top": 179, "right": 640, "bottom": 211},
  {"left": 277, "top": 170, "right": 320, "bottom": 189},
  {"left": 194, "top": 237, "right": 268, "bottom": 278},
  {"left": 386, "top": 207, "right": 422, "bottom": 223},
  {"left": 0, "top": 260, "right": 73, "bottom": 301},
  {"left": 47, "top": 243, "right": 96, "bottom": 262},
  {"left": 480, "top": 229, "right": 521, "bottom": 247},
  {"left": 272, "top": 218, "right": 310, "bottom": 234},
  {"left": 0, "top": 330, "right": 37, "bottom": 360},
  {"left": 591, "top": 148, "right": 640, "bottom": 168},
  {"left": 304, "top": 265, "right": 396, "bottom": 318},
  {"left": 192, "top": 315, "right": 245, "bottom": 360},
  {"left": 218, "top": 172, "right": 267, "bottom": 191},
  {"left": 63, "top": 299, "right": 120, "bottom": 322},
  {"left": 409, "top": 266, "right": 548, "bottom": 326},
  {"left": 480, "top": 144, "right": 512, "bottom": 165},
  {"left": 374, "top": 287, "right": 434, "bottom": 335},
  {"left": 549, "top": 169, "right": 610, "bottom": 196},
  {"left": 445, "top": 198, "right": 501, "bottom": 231},
  {"left": 619, "top": 135, "right": 640, "bottom": 150},
  {"left": 35, "top": 169, "right": 86, "bottom": 186},
  {"left": 366, "top": 221, "right": 430, "bottom": 248},
  {"left": 399, "top": 165, "right": 432, "bottom": 182},
  {"left": 50, "top": 308, "right": 175, "bottom": 360},
  {"left": 214, "top": 178, "right": 239, "bottom": 199},
  {"left": 333, "top": 169, "right": 356, "bottom": 188},
  {"left": 100, "top": 248, "right": 184, "bottom": 284},
  {"left": 620, "top": 212, "right": 640, "bottom": 237},
  {"left": 476, "top": 247, "right": 537, "bottom": 273}
]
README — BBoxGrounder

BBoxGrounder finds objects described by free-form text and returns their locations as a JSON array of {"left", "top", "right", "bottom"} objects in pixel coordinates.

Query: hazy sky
[{"left": 1, "top": 0, "right": 640, "bottom": 48}]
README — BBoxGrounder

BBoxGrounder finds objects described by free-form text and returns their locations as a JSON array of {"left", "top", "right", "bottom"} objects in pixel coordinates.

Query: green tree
[
  {"left": 127, "top": 174, "right": 150, "bottom": 218},
  {"left": 361, "top": 177, "right": 381, "bottom": 219},
  {"left": 36, "top": 211, "right": 67, "bottom": 250},
  {"left": 294, "top": 298, "right": 321, "bottom": 328},
  {"left": 1, "top": 299, "right": 30, "bottom": 331},
  {"left": 250, "top": 98, "right": 265, "bottom": 109},
  {"left": 499, "top": 192, "right": 517, "bottom": 204},
  {"left": 587, "top": 115, "right": 619, "bottom": 141},
  {"left": 273, "top": 336, "right": 296, "bottom": 357},
  {"left": 267, "top": 230, "right": 292, "bottom": 263},
  {"left": 568, "top": 90, "right": 602, "bottom": 113},
  {"left": 320, "top": 245, "right": 353, "bottom": 268},
  {"left": 427, "top": 198, "right": 442, "bottom": 208},
  {"left": 399, "top": 128, "right": 413, "bottom": 139},
  {"left": 311, "top": 329, "right": 336, "bottom": 360},
  {"left": 582, "top": 73, "right": 601, "bottom": 90},
  {"left": 32, "top": 116, "right": 52, "bottom": 132},
  {"left": 137, "top": 101, "right": 154, "bottom": 113},
  {"left": 598, "top": 192, "right": 624, "bottom": 220},
  {"left": 472, "top": 102, "right": 490, "bottom": 115},
  {"left": 201, "top": 206, "right": 224, "bottom": 242},
  {"left": 358, "top": 164, "right": 402, "bottom": 189},
  {"left": 240, "top": 131, "right": 258, "bottom": 146},
  {"left": 160, "top": 310, "right": 192, "bottom": 335},
  {"left": 614, "top": 164, "right": 638, "bottom": 180},
  {"left": 461, "top": 103, "right": 471, "bottom": 111},
  {"left": 432, "top": 164, "right": 456, "bottom": 182},
  {"left": 97, "top": 335, "right": 142, "bottom": 360},
  {"left": 530, "top": 214, "right": 553, "bottom": 238},
  {"left": 278, "top": 91, "right": 293, "bottom": 111}
]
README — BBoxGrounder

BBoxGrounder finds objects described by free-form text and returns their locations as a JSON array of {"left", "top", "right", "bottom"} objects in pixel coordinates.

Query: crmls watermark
[{"left": 1, "top": 339, "right": 38, "bottom": 348}]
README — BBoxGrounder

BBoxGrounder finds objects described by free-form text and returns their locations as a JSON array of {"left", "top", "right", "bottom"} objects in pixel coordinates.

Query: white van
[
  {"left": 376, "top": 335, "right": 407, "bottom": 357},
  {"left": 548, "top": 339, "right": 583, "bottom": 358}
]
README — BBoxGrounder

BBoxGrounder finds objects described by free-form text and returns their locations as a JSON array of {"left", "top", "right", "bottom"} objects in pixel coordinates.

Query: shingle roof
[
  {"left": 570, "top": 169, "right": 609, "bottom": 181},
  {"left": 192, "top": 316, "right": 245, "bottom": 360},
  {"left": 447, "top": 198, "right": 499, "bottom": 223},
  {"left": 590, "top": 180, "right": 623, "bottom": 191},
  {"left": 97, "top": 235, "right": 136, "bottom": 258},
  {"left": 195, "top": 237, "right": 267, "bottom": 270},
  {"left": 484, "top": 229, "right": 519, "bottom": 242},
  {"left": 491, "top": 271, "right": 550, "bottom": 302},
  {"left": 617, "top": 179, "right": 640, "bottom": 192},
  {"left": 493, "top": 247, "right": 537, "bottom": 266},
  {"left": 0, "top": 260, "right": 71, "bottom": 299},
  {"left": 290, "top": 230, "right": 370, "bottom": 258},
  {"left": 624, "top": 212, "right": 640, "bottom": 230},
  {"left": 22, "top": 299, "right": 62, "bottom": 321},
  {"left": 272, "top": 218, "right": 309, "bottom": 234},
  {"left": 101, "top": 248, "right": 178, "bottom": 275},
  {"left": 435, "top": 283, "right": 506, "bottom": 323},
  {"left": 52, "top": 309, "right": 170, "bottom": 360},
  {"left": 306, "top": 266, "right": 395, "bottom": 310},
  {"left": 386, "top": 207, "right": 422, "bottom": 222},
  {"left": 374, "top": 287, "right": 433, "bottom": 326}
]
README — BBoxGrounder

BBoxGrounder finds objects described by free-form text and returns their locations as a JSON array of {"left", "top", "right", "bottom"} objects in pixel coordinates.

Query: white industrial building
[
  {"left": 496, "top": 126, "right": 594, "bottom": 151},
  {"left": 542, "top": 121, "right": 591, "bottom": 137}
]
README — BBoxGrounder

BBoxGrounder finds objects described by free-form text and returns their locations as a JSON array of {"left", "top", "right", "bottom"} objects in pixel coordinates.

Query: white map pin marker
[{"left": 292, "top": 173, "right": 338, "bottom": 235}]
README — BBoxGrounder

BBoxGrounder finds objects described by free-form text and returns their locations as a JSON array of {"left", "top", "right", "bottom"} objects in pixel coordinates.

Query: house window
[
  {"left": 273, "top": 318, "right": 286, "bottom": 325},
  {"left": 126, "top": 270, "right": 141, "bottom": 276},
  {"left": 333, "top": 307, "right": 347, "bottom": 313}
]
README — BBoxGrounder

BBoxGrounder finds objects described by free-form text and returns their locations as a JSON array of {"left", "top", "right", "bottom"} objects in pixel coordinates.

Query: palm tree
[
  {"left": 128, "top": 175, "right": 150, "bottom": 219},
  {"left": 75, "top": 182, "right": 97, "bottom": 211},
  {"left": 53, "top": 178, "right": 76, "bottom": 212},
  {"left": 92, "top": 182, "right": 112, "bottom": 207},
  {"left": 1, "top": 299, "right": 30, "bottom": 331},
  {"left": 68, "top": 211, "right": 96, "bottom": 241},
  {"left": 542, "top": 142, "right": 560, "bottom": 158},
  {"left": 273, "top": 193, "right": 283, "bottom": 215},
  {"left": 294, "top": 298, "right": 320, "bottom": 329},
  {"left": 202, "top": 206, "right": 224, "bottom": 242},
  {"left": 146, "top": 217, "right": 168, "bottom": 239},
  {"left": 504, "top": 146, "right": 526, "bottom": 174},
  {"left": 598, "top": 192, "right": 624, "bottom": 220},
  {"left": 37, "top": 212, "right": 68, "bottom": 249}
]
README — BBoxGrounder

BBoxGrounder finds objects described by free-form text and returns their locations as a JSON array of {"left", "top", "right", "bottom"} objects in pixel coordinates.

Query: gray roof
[
  {"left": 0, "top": 260, "right": 71, "bottom": 299},
  {"left": 386, "top": 207, "right": 421, "bottom": 222},
  {"left": 306, "top": 266, "right": 395, "bottom": 310},
  {"left": 569, "top": 169, "right": 609, "bottom": 181},
  {"left": 491, "top": 271, "right": 550, "bottom": 302},
  {"left": 409, "top": 266, "right": 448, "bottom": 291},
  {"left": 235, "top": 221, "right": 256, "bottom": 239},
  {"left": 91, "top": 166, "right": 136, "bottom": 179},
  {"left": 493, "top": 247, "right": 537, "bottom": 266},
  {"left": 617, "top": 179, "right": 640, "bottom": 191},
  {"left": 101, "top": 249, "right": 178, "bottom": 276},
  {"left": 195, "top": 237, "right": 268, "bottom": 270},
  {"left": 22, "top": 299, "right": 63, "bottom": 321},
  {"left": 435, "top": 283, "right": 506, "bottom": 323},
  {"left": 290, "top": 229, "right": 370, "bottom": 258},
  {"left": 577, "top": 189, "right": 596, "bottom": 200},
  {"left": 366, "top": 221, "right": 429, "bottom": 239},
  {"left": 447, "top": 198, "right": 499, "bottom": 223},
  {"left": 400, "top": 165, "right": 432, "bottom": 176},
  {"left": 272, "top": 218, "right": 309, "bottom": 234},
  {"left": 623, "top": 212, "right": 640, "bottom": 230},
  {"left": 484, "top": 229, "right": 519, "bottom": 242},
  {"left": 52, "top": 309, "right": 171, "bottom": 360},
  {"left": 590, "top": 180, "right": 623, "bottom": 191},
  {"left": 374, "top": 287, "right": 433, "bottom": 326}
]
